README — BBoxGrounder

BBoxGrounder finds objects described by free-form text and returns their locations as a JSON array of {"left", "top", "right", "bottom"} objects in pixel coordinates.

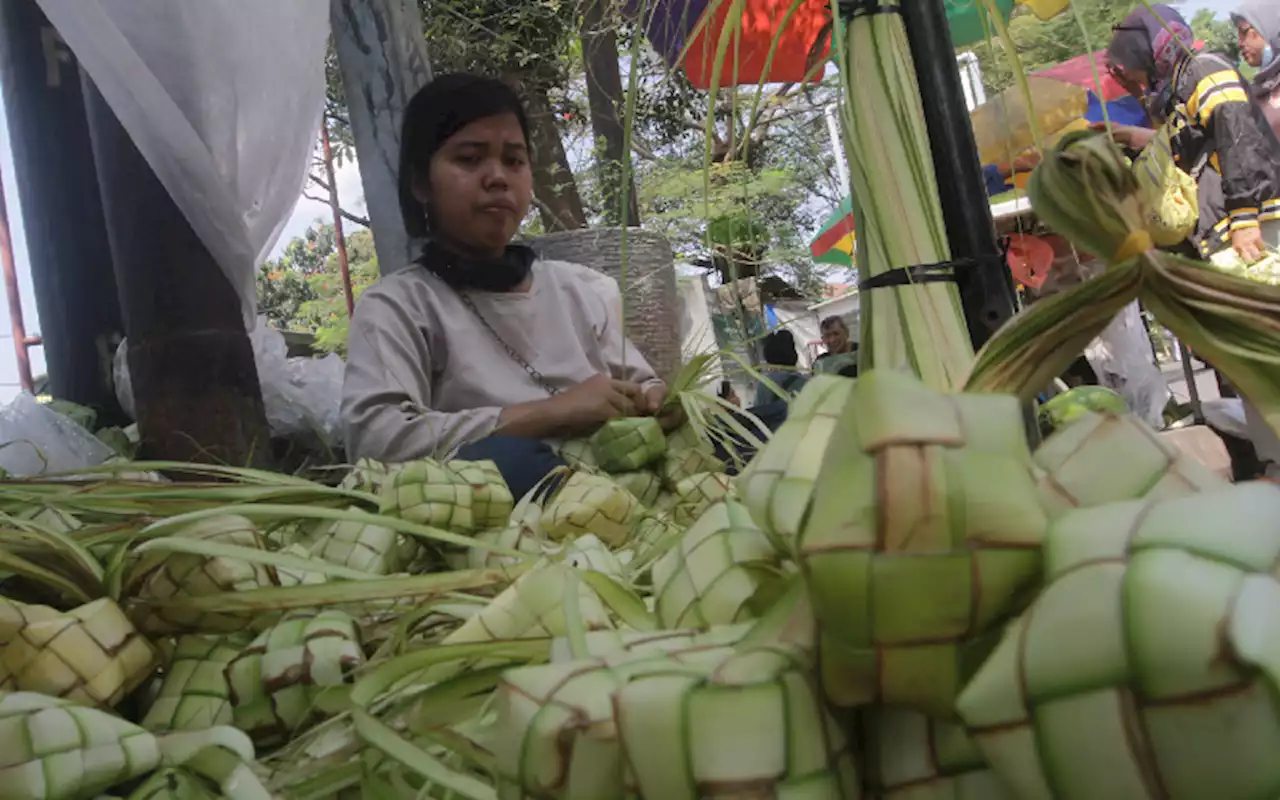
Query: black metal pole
[
  {"left": 899, "top": 0, "right": 1018, "bottom": 350},
  {"left": 82, "top": 78, "right": 271, "bottom": 468},
  {"left": 0, "top": 0, "right": 125, "bottom": 421}
]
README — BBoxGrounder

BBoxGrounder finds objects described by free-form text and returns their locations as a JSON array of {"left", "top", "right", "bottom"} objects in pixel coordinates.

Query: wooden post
[{"left": 330, "top": 0, "right": 432, "bottom": 276}]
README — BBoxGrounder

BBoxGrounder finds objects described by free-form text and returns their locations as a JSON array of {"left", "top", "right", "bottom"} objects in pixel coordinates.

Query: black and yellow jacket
[{"left": 1163, "top": 51, "right": 1280, "bottom": 255}]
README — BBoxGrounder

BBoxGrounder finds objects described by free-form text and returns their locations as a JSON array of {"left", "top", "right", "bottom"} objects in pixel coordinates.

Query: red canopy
[
  {"left": 680, "top": 0, "right": 831, "bottom": 90},
  {"left": 1033, "top": 51, "right": 1127, "bottom": 102}
]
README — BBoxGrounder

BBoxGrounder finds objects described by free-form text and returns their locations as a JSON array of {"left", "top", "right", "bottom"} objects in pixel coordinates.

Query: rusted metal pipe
[
  {"left": 0, "top": 158, "right": 34, "bottom": 392},
  {"left": 321, "top": 124, "right": 355, "bottom": 317}
]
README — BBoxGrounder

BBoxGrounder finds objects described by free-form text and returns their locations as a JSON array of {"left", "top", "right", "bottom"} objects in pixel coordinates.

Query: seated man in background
[{"left": 812, "top": 315, "right": 858, "bottom": 377}]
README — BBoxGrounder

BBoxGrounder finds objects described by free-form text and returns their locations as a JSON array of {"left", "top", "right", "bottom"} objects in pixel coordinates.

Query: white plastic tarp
[
  {"left": 1083, "top": 301, "right": 1171, "bottom": 430},
  {"left": 35, "top": 0, "right": 330, "bottom": 328}
]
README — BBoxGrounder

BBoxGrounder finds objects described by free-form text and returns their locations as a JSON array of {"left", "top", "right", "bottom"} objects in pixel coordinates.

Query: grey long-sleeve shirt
[{"left": 341, "top": 259, "right": 662, "bottom": 462}]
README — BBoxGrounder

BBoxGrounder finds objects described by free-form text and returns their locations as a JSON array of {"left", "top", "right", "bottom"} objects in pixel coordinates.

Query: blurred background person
[
  {"left": 1234, "top": 1, "right": 1280, "bottom": 140},
  {"left": 716, "top": 379, "right": 741, "bottom": 408},
  {"left": 813, "top": 315, "right": 858, "bottom": 377},
  {"left": 754, "top": 329, "right": 809, "bottom": 407},
  {"left": 1104, "top": 4, "right": 1280, "bottom": 261}
]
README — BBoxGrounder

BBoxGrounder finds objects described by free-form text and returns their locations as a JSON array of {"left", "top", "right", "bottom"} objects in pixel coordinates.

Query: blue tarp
[{"left": 1084, "top": 91, "right": 1148, "bottom": 126}]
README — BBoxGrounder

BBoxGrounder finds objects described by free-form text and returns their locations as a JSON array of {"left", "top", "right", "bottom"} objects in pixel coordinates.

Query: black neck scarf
[{"left": 417, "top": 236, "right": 536, "bottom": 293}]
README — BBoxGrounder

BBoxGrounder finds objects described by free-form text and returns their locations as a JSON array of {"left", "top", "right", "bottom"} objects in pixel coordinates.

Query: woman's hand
[
  {"left": 1089, "top": 121, "right": 1156, "bottom": 151},
  {"left": 545, "top": 375, "right": 644, "bottom": 436},
  {"left": 643, "top": 384, "right": 685, "bottom": 432},
  {"left": 1233, "top": 226, "right": 1266, "bottom": 264}
]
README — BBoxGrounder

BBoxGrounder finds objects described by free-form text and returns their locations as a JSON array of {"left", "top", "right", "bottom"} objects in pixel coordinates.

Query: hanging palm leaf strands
[
  {"left": 832, "top": 0, "right": 974, "bottom": 390},
  {"left": 966, "top": 131, "right": 1280, "bottom": 442}
]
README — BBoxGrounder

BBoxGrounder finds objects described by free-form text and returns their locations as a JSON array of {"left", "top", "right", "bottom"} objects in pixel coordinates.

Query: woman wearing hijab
[
  {"left": 1102, "top": 4, "right": 1280, "bottom": 262},
  {"left": 1234, "top": 1, "right": 1280, "bottom": 140},
  {"left": 340, "top": 74, "right": 670, "bottom": 498}
]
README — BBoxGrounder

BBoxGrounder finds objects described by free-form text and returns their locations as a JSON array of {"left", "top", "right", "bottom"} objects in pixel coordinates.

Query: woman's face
[
  {"left": 419, "top": 112, "right": 533, "bottom": 256},
  {"left": 1238, "top": 20, "right": 1268, "bottom": 68},
  {"left": 1109, "top": 63, "right": 1150, "bottom": 100}
]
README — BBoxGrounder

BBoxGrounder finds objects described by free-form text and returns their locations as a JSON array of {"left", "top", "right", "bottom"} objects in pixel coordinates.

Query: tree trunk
[
  {"left": 320, "top": 125, "right": 355, "bottom": 317},
  {"left": 518, "top": 77, "right": 588, "bottom": 232},
  {"left": 330, "top": 0, "right": 433, "bottom": 276},
  {"left": 580, "top": 0, "right": 639, "bottom": 227},
  {"left": 84, "top": 79, "right": 271, "bottom": 468}
]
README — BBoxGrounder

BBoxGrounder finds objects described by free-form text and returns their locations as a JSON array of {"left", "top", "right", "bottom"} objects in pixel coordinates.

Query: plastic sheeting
[
  {"left": 113, "top": 320, "right": 346, "bottom": 445},
  {"left": 1083, "top": 301, "right": 1172, "bottom": 430},
  {"left": 0, "top": 394, "right": 114, "bottom": 477},
  {"left": 36, "top": 0, "right": 330, "bottom": 327}
]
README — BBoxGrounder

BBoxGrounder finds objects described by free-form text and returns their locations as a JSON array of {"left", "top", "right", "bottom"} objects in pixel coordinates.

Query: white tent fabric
[{"left": 36, "top": 0, "right": 330, "bottom": 328}]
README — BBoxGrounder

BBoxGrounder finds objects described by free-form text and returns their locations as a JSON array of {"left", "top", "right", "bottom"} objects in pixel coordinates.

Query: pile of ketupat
[
  {"left": 10, "top": 15, "right": 1280, "bottom": 795},
  {"left": 0, "top": 362, "right": 1276, "bottom": 799}
]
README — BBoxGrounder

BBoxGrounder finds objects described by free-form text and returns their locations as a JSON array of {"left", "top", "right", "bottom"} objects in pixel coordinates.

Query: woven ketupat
[
  {"left": 1, "top": 598, "right": 156, "bottom": 710},
  {"left": 380, "top": 460, "right": 474, "bottom": 532},
  {"left": 1033, "top": 411, "right": 1227, "bottom": 514},
  {"left": 557, "top": 533, "right": 626, "bottom": 578},
  {"left": 671, "top": 472, "right": 732, "bottom": 528},
  {"left": 660, "top": 424, "right": 722, "bottom": 488},
  {"left": 444, "top": 560, "right": 615, "bottom": 644},
  {"left": 540, "top": 472, "right": 638, "bottom": 546},
  {"left": 306, "top": 515, "right": 418, "bottom": 575},
  {"left": 958, "top": 482, "right": 1280, "bottom": 800},
  {"left": 737, "top": 376, "right": 853, "bottom": 546},
  {"left": 590, "top": 417, "right": 667, "bottom": 473},
  {"left": 494, "top": 643, "right": 860, "bottom": 798},
  {"left": 340, "top": 457, "right": 399, "bottom": 494},
  {"left": 127, "top": 515, "right": 279, "bottom": 634},
  {"left": 0, "top": 692, "right": 164, "bottom": 799},
  {"left": 612, "top": 469, "right": 663, "bottom": 507},
  {"left": 859, "top": 707, "right": 1007, "bottom": 798},
  {"left": 449, "top": 459, "right": 515, "bottom": 530},
  {"left": 556, "top": 438, "right": 597, "bottom": 470},
  {"left": 141, "top": 634, "right": 248, "bottom": 731},
  {"left": 750, "top": 371, "right": 1048, "bottom": 714},
  {"left": 226, "top": 610, "right": 364, "bottom": 746},
  {"left": 546, "top": 624, "right": 752, "bottom": 663},
  {"left": 652, "top": 499, "right": 781, "bottom": 629},
  {"left": 464, "top": 524, "right": 543, "bottom": 570}
]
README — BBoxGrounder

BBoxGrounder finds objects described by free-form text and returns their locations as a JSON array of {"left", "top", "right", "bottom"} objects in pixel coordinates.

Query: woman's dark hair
[
  {"left": 717, "top": 380, "right": 734, "bottom": 400},
  {"left": 398, "top": 74, "right": 532, "bottom": 239},
  {"left": 762, "top": 329, "right": 799, "bottom": 368}
]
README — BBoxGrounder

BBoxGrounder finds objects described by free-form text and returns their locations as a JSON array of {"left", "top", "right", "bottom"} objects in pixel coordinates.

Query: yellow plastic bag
[{"left": 1132, "top": 124, "right": 1199, "bottom": 247}]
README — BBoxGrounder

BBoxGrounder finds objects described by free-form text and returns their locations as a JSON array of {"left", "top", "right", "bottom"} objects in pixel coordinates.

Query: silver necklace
[{"left": 456, "top": 291, "right": 561, "bottom": 397}]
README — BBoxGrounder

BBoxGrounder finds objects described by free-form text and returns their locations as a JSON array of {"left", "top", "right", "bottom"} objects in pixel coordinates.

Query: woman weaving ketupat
[{"left": 340, "top": 74, "right": 678, "bottom": 499}]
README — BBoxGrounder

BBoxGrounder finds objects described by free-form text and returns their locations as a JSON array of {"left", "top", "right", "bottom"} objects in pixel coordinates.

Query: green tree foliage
[
  {"left": 964, "top": 3, "right": 1243, "bottom": 98},
  {"left": 1191, "top": 9, "right": 1241, "bottom": 64},
  {"left": 256, "top": 223, "right": 379, "bottom": 355},
  {"left": 419, "top": 0, "right": 589, "bottom": 231},
  {"left": 961, "top": 0, "right": 1134, "bottom": 96}
]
